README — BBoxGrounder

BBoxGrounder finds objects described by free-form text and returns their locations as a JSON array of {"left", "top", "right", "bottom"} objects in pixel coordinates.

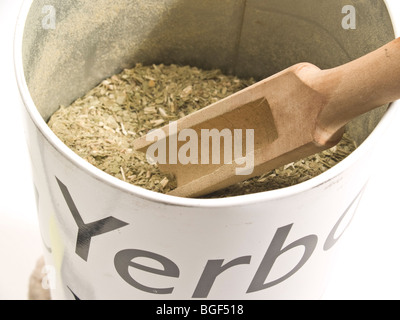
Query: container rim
[{"left": 14, "top": 0, "right": 400, "bottom": 209}]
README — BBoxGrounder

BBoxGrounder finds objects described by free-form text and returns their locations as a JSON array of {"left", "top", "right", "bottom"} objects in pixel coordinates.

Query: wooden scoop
[{"left": 134, "top": 38, "right": 400, "bottom": 198}]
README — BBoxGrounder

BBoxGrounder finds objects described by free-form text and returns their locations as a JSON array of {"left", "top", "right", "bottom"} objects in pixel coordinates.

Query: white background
[{"left": 0, "top": 0, "right": 400, "bottom": 300}]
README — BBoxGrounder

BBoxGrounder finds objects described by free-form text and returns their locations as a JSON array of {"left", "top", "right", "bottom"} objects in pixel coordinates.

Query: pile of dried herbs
[{"left": 48, "top": 63, "right": 357, "bottom": 198}]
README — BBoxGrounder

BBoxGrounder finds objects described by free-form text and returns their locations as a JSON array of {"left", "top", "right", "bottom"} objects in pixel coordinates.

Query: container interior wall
[{"left": 22, "top": 0, "right": 395, "bottom": 145}]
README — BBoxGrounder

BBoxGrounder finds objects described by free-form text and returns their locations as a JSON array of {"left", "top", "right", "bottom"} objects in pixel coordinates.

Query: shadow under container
[{"left": 15, "top": 0, "right": 399, "bottom": 299}]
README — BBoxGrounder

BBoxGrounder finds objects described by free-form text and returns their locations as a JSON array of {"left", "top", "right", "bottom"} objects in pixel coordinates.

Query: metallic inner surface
[{"left": 22, "top": 0, "right": 395, "bottom": 146}]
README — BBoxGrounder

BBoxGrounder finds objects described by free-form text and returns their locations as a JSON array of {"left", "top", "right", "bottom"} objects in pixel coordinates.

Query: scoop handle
[{"left": 312, "top": 38, "right": 400, "bottom": 145}]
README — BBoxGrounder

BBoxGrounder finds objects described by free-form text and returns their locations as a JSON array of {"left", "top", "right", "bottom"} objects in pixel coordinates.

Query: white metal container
[{"left": 14, "top": 0, "right": 400, "bottom": 300}]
